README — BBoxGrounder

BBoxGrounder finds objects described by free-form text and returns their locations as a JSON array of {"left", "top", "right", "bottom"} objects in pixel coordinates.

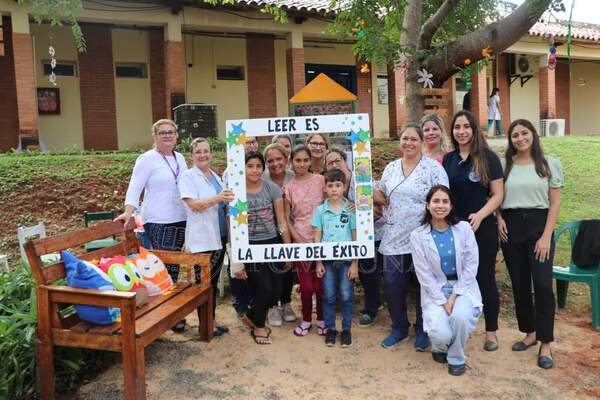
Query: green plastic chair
[
  {"left": 553, "top": 220, "right": 600, "bottom": 329},
  {"left": 84, "top": 211, "right": 119, "bottom": 251}
]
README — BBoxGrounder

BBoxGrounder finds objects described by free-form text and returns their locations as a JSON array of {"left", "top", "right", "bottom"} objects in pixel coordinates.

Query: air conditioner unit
[
  {"left": 513, "top": 54, "right": 534, "bottom": 76},
  {"left": 540, "top": 119, "right": 565, "bottom": 137}
]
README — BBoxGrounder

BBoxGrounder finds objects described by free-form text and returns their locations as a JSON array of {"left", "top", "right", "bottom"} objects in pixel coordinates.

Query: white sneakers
[{"left": 268, "top": 303, "right": 297, "bottom": 326}]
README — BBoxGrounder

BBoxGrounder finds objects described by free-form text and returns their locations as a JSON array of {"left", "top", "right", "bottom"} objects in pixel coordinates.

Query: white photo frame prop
[{"left": 226, "top": 113, "right": 375, "bottom": 263}]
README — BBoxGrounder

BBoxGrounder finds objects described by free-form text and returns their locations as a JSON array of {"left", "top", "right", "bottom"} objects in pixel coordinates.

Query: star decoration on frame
[
  {"left": 358, "top": 128, "right": 370, "bottom": 142},
  {"left": 355, "top": 141, "right": 368, "bottom": 154},
  {"left": 230, "top": 122, "right": 245, "bottom": 135},
  {"left": 233, "top": 199, "right": 248, "bottom": 213},
  {"left": 226, "top": 135, "right": 238, "bottom": 147},
  {"left": 235, "top": 133, "right": 249, "bottom": 146},
  {"left": 235, "top": 213, "right": 248, "bottom": 225},
  {"left": 347, "top": 129, "right": 360, "bottom": 144},
  {"left": 417, "top": 68, "right": 434, "bottom": 89}
]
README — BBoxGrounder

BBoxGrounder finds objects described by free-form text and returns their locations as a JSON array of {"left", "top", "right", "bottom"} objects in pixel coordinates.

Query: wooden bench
[{"left": 25, "top": 221, "right": 214, "bottom": 400}]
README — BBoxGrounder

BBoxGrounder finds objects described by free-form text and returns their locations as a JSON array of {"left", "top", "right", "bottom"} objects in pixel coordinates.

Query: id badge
[{"left": 172, "top": 187, "right": 182, "bottom": 205}]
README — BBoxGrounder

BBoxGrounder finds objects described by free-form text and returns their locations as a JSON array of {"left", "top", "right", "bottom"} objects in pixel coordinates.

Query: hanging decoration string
[
  {"left": 567, "top": 0, "right": 575, "bottom": 79},
  {"left": 48, "top": 32, "right": 57, "bottom": 86}
]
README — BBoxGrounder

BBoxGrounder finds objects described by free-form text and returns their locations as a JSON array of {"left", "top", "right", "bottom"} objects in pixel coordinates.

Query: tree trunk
[{"left": 401, "top": 0, "right": 423, "bottom": 123}]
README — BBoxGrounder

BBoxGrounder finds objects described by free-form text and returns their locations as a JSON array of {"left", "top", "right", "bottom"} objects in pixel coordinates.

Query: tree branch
[
  {"left": 418, "top": 0, "right": 459, "bottom": 50},
  {"left": 424, "top": 0, "right": 552, "bottom": 84}
]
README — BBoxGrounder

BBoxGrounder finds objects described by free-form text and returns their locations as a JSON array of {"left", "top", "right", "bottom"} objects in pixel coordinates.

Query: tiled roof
[
  {"left": 529, "top": 21, "right": 600, "bottom": 42},
  {"left": 234, "top": 0, "right": 335, "bottom": 16}
]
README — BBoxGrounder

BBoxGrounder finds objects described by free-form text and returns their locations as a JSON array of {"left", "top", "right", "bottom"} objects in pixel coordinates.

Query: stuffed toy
[
  {"left": 61, "top": 251, "right": 120, "bottom": 325},
  {"left": 130, "top": 248, "right": 174, "bottom": 296},
  {"left": 98, "top": 255, "right": 149, "bottom": 306}
]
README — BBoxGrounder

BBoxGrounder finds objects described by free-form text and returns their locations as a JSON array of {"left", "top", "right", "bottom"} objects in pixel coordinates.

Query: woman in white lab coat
[{"left": 410, "top": 185, "right": 482, "bottom": 376}]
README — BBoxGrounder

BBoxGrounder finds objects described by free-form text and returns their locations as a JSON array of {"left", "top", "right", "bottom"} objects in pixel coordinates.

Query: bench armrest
[
  {"left": 42, "top": 285, "right": 136, "bottom": 308},
  {"left": 149, "top": 250, "right": 211, "bottom": 266}
]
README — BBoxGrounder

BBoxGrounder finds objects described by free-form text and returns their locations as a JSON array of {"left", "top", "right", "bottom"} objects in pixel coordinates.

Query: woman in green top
[{"left": 497, "top": 119, "right": 563, "bottom": 369}]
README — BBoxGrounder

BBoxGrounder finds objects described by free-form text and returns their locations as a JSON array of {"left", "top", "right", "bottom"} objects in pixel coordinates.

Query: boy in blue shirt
[{"left": 312, "top": 169, "right": 357, "bottom": 347}]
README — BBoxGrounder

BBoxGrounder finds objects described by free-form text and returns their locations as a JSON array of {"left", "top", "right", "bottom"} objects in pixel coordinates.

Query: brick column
[
  {"left": 441, "top": 78, "right": 454, "bottom": 133},
  {"left": 555, "top": 61, "right": 570, "bottom": 135},
  {"left": 0, "top": 16, "right": 19, "bottom": 151},
  {"left": 164, "top": 40, "right": 185, "bottom": 117},
  {"left": 10, "top": 13, "right": 39, "bottom": 146},
  {"left": 149, "top": 28, "right": 167, "bottom": 122},
  {"left": 539, "top": 57, "right": 556, "bottom": 119},
  {"left": 286, "top": 31, "right": 304, "bottom": 100},
  {"left": 387, "top": 65, "right": 406, "bottom": 137},
  {"left": 246, "top": 34, "right": 277, "bottom": 118},
  {"left": 78, "top": 24, "right": 118, "bottom": 150},
  {"left": 470, "top": 66, "right": 488, "bottom": 131},
  {"left": 356, "top": 59, "right": 373, "bottom": 129},
  {"left": 497, "top": 54, "right": 511, "bottom": 133}
]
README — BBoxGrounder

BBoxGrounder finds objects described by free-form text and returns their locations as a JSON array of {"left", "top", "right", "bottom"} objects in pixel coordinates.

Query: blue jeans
[{"left": 322, "top": 261, "right": 354, "bottom": 332}]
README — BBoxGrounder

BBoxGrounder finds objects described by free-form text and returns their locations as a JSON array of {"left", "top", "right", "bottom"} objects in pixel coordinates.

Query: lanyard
[{"left": 158, "top": 150, "right": 180, "bottom": 183}]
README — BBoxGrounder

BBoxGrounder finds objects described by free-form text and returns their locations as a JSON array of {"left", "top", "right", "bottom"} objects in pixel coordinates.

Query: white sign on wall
[{"left": 226, "top": 114, "right": 375, "bottom": 263}]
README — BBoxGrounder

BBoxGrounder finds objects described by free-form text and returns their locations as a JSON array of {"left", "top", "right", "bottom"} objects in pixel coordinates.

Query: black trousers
[
  {"left": 274, "top": 264, "right": 294, "bottom": 305},
  {"left": 144, "top": 221, "right": 186, "bottom": 282},
  {"left": 245, "top": 237, "right": 281, "bottom": 328},
  {"left": 501, "top": 209, "right": 555, "bottom": 343},
  {"left": 359, "top": 240, "right": 383, "bottom": 318},
  {"left": 475, "top": 217, "right": 500, "bottom": 332}
]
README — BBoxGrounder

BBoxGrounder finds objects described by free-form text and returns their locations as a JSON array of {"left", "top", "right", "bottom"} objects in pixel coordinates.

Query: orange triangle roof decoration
[{"left": 289, "top": 73, "right": 358, "bottom": 104}]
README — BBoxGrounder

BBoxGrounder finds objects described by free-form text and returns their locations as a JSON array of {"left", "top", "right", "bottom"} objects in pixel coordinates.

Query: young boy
[{"left": 312, "top": 169, "right": 358, "bottom": 347}]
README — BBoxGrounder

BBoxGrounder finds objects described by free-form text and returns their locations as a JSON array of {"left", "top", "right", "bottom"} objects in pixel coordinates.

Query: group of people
[{"left": 117, "top": 109, "right": 563, "bottom": 376}]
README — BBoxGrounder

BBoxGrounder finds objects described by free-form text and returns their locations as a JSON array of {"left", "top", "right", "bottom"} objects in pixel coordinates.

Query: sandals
[
  {"left": 251, "top": 327, "right": 272, "bottom": 345},
  {"left": 294, "top": 323, "right": 312, "bottom": 337},
  {"left": 317, "top": 322, "right": 327, "bottom": 336}
]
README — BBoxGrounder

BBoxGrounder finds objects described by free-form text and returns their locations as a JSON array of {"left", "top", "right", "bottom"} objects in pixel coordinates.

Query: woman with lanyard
[
  {"left": 116, "top": 119, "right": 189, "bottom": 332},
  {"left": 410, "top": 185, "right": 482, "bottom": 376},
  {"left": 442, "top": 110, "right": 504, "bottom": 351},
  {"left": 305, "top": 133, "right": 330, "bottom": 174},
  {"left": 374, "top": 124, "right": 448, "bottom": 350},
  {"left": 236, "top": 152, "right": 291, "bottom": 344},
  {"left": 179, "top": 137, "right": 235, "bottom": 337},
  {"left": 497, "top": 119, "right": 563, "bottom": 369},
  {"left": 263, "top": 143, "right": 297, "bottom": 327}
]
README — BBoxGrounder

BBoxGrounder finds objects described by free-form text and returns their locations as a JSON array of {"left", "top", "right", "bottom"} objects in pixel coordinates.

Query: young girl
[
  {"left": 410, "top": 185, "right": 482, "bottom": 376},
  {"left": 284, "top": 145, "right": 326, "bottom": 336},
  {"left": 235, "top": 152, "right": 290, "bottom": 344}
]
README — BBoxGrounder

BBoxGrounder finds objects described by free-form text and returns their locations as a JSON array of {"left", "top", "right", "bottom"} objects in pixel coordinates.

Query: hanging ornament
[
  {"left": 48, "top": 32, "right": 58, "bottom": 86},
  {"left": 416, "top": 68, "right": 434, "bottom": 89},
  {"left": 548, "top": 42, "right": 557, "bottom": 70},
  {"left": 360, "top": 63, "right": 370, "bottom": 73},
  {"left": 481, "top": 45, "right": 493, "bottom": 60},
  {"left": 464, "top": 58, "right": 471, "bottom": 66},
  {"left": 398, "top": 60, "right": 410, "bottom": 74}
]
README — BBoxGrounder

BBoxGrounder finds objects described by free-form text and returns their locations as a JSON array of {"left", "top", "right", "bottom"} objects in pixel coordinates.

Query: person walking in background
[
  {"left": 411, "top": 185, "right": 482, "bottom": 376},
  {"left": 487, "top": 88, "right": 502, "bottom": 136},
  {"left": 443, "top": 110, "right": 504, "bottom": 352},
  {"left": 497, "top": 119, "right": 563, "bottom": 369},
  {"left": 374, "top": 124, "right": 449, "bottom": 351},
  {"left": 285, "top": 145, "right": 327, "bottom": 337}
]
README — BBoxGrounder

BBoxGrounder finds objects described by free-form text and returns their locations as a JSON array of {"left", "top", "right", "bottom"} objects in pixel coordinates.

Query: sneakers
[
  {"left": 414, "top": 334, "right": 430, "bottom": 352},
  {"left": 267, "top": 306, "right": 282, "bottom": 327},
  {"left": 281, "top": 303, "right": 297, "bottom": 322},
  {"left": 341, "top": 330, "right": 352, "bottom": 348},
  {"left": 358, "top": 313, "right": 375, "bottom": 327},
  {"left": 381, "top": 330, "right": 409, "bottom": 349},
  {"left": 325, "top": 329, "right": 337, "bottom": 346}
]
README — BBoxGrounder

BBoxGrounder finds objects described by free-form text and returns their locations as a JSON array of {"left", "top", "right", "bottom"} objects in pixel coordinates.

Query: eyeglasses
[
  {"left": 157, "top": 130, "right": 176, "bottom": 137},
  {"left": 327, "top": 158, "right": 343, "bottom": 166},
  {"left": 309, "top": 141, "right": 326, "bottom": 148}
]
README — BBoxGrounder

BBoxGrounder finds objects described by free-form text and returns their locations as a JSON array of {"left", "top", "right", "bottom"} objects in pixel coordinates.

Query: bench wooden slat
[
  {"left": 32, "top": 221, "right": 125, "bottom": 255},
  {"left": 52, "top": 329, "right": 122, "bottom": 351},
  {"left": 47, "top": 285, "right": 136, "bottom": 308},
  {"left": 136, "top": 284, "right": 210, "bottom": 339},
  {"left": 134, "top": 282, "right": 190, "bottom": 320}
]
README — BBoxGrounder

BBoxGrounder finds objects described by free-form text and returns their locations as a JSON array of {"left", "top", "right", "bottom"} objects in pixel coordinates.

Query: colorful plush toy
[
  {"left": 130, "top": 248, "right": 174, "bottom": 296},
  {"left": 61, "top": 251, "right": 120, "bottom": 325},
  {"left": 98, "top": 255, "right": 149, "bottom": 306}
]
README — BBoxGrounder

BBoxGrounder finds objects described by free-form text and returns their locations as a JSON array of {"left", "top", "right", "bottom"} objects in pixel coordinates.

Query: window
[
  {"left": 42, "top": 60, "right": 77, "bottom": 77},
  {"left": 115, "top": 63, "right": 147, "bottom": 78},
  {"left": 217, "top": 65, "right": 245, "bottom": 81}
]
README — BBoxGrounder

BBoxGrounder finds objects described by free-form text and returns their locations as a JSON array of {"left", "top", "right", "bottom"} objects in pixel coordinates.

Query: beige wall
[
  {"left": 30, "top": 24, "right": 84, "bottom": 151},
  {"left": 112, "top": 28, "right": 153, "bottom": 149},
  {"left": 510, "top": 57, "right": 540, "bottom": 131},
  {"left": 274, "top": 38, "right": 289, "bottom": 117},
  {"left": 371, "top": 63, "right": 389, "bottom": 138},
  {"left": 304, "top": 42, "right": 355, "bottom": 65},
  {"left": 570, "top": 61, "right": 600, "bottom": 135},
  {"left": 184, "top": 35, "right": 249, "bottom": 137}
]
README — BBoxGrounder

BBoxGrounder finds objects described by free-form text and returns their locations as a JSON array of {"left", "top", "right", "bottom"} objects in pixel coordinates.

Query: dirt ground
[{"left": 65, "top": 290, "right": 600, "bottom": 400}]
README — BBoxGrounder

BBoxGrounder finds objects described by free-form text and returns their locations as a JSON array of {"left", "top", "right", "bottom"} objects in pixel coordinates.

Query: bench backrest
[{"left": 24, "top": 220, "right": 138, "bottom": 286}]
